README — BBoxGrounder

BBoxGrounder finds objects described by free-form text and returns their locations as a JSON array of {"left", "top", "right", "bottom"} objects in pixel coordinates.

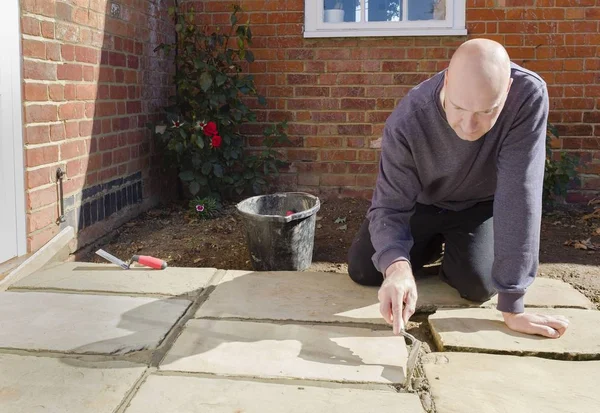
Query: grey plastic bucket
[{"left": 236, "top": 192, "right": 321, "bottom": 271}]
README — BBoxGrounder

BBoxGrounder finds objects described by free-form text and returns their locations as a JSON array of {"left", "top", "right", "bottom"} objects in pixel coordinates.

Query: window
[{"left": 304, "top": 0, "right": 467, "bottom": 38}]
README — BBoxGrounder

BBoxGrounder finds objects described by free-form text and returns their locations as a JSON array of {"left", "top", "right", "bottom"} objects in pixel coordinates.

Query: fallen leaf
[
  {"left": 582, "top": 209, "right": 600, "bottom": 221},
  {"left": 317, "top": 224, "right": 322, "bottom": 229},
  {"left": 337, "top": 224, "right": 347, "bottom": 231},
  {"left": 316, "top": 216, "right": 323, "bottom": 221},
  {"left": 334, "top": 216, "right": 347, "bottom": 224},
  {"left": 595, "top": 227, "right": 600, "bottom": 235},
  {"left": 565, "top": 238, "right": 597, "bottom": 251}
]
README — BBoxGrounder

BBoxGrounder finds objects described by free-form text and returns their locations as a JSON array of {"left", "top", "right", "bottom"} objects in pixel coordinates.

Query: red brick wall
[
  {"left": 188, "top": 0, "right": 600, "bottom": 203},
  {"left": 21, "top": 0, "right": 174, "bottom": 252}
]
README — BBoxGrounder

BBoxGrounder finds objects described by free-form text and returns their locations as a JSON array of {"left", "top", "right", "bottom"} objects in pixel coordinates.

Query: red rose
[
  {"left": 211, "top": 135, "right": 222, "bottom": 148},
  {"left": 203, "top": 121, "right": 218, "bottom": 136}
]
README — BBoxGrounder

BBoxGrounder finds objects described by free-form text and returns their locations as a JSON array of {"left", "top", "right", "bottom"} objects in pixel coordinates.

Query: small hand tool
[
  {"left": 96, "top": 249, "right": 168, "bottom": 270},
  {"left": 400, "top": 329, "right": 422, "bottom": 388}
]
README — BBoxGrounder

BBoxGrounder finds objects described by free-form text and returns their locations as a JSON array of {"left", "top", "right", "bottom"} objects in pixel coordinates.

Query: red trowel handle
[{"left": 132, "top": 255, "right": 167, "bottom": 270}]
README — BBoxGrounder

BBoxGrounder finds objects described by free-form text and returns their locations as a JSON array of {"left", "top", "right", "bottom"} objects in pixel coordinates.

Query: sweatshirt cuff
[
  {"left": 496, "top": 292, "right": 525, "bottom": 313},
  {"left": 374, "top": 249, "right": 410, "bottom": 276}
]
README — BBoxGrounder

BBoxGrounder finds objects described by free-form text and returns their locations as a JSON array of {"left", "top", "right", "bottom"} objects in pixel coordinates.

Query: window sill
[{"left": 303, "top": 27, "right": 467, "bottom": 38}]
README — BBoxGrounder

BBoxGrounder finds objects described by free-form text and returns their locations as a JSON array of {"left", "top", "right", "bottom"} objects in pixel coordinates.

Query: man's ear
[{"left": 507, "top": 77, "right": 513, "bottom": 93}]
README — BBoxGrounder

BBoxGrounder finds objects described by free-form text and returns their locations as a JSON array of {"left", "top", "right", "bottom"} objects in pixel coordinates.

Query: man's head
[{"left": 441, "top": 39, "right": 513, "bottom": 141}]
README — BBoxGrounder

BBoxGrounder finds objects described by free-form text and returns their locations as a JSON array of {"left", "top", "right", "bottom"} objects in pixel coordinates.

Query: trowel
[
  {"left": 95, "top": 249, "right": 167, "bottom": 270},
  {"left": 400, "top": 329, "right": 422, "bottom": 388}
]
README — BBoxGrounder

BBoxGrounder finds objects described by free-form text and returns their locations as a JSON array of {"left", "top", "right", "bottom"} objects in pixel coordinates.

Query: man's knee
[
  {"left": 347, "top": 219, "right": 383, "bottom": 286},
  {"left": 459, "top": 282, "right": 497, "bottom": 302},
  {"left": 347, "top": 254, "right": 382, "bottom": 286},
  {"left": 441, "top": 265, "right": 496, "bottom": 302}
]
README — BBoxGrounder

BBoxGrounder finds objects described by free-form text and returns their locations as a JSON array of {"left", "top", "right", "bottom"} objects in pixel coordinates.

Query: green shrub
[
  {"left": 150, "top": 5, "right": 290, "bottom": 200},
  {"left": 544, "top": 122, "right": 579, "bottom": 207}
]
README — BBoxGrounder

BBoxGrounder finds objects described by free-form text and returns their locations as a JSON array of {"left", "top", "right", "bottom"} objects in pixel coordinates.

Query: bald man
[{"left": 348, "top": 39, "right": 570, "bottom": 339}]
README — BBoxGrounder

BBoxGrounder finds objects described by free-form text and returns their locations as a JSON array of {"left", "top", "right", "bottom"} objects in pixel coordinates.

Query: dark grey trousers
[{"left": 347, "top": 201, "right": 497, "bottom": 302}]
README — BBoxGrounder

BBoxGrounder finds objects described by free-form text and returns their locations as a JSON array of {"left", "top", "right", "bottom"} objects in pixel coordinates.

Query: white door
[{"left": 0, "top": 0, "right": 26, "bottom": 264}]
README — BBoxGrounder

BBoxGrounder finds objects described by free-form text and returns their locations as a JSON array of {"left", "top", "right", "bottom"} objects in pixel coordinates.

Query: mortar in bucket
[{"left": 236, "top": 192, "right": 320, "bottom": 271}]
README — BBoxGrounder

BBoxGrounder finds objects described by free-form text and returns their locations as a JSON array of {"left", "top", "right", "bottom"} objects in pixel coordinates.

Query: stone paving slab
[
  {"left": 0, "top": 291, "right": 190, "bottom": 354},
  {"left": 195, "top": 271, "right": 592, "bottom": 326},
  {"left": 195, "top": 270, "right": 385, "bottom": 324},
  {"left": 0, "top": 353, "right": 145, "bottom": 413},
  {"left": 423, "top": 352, "right": 600, "bottom": 413},
  {"left": 10, "top": 262, "right": 217, "bottom": 296},
  {"left": 160, "top": 319, "right": 408, "bottom": 384},
  {"left": 429, "top": 308, "right": 600, "bottom": 358},
  {"left": 124, "top": 374, "right": 424, "bottom": 413}
]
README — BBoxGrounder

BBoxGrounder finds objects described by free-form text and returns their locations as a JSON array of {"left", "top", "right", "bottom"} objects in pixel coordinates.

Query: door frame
[{"left": 1, "top": 0, "right": 27, "bottom": 260}]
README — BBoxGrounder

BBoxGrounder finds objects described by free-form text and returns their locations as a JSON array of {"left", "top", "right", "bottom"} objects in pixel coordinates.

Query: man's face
[{"left": 443, "top": 72, "right": 512, "bottom": 142}]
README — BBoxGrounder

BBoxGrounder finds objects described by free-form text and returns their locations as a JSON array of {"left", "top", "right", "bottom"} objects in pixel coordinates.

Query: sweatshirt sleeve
[
  {"left": 367, "top": 121, "right": 422, "bottom": 275},
  {"left": 493, "top": 84, "right": 549, "bottom": 313}
]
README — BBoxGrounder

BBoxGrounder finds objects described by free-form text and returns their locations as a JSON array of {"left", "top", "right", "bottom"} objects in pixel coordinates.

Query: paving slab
[
  {"left": 160, "top": 319, "right": 408, "bottom": 384},
  {"left": 195, "top": 271, "right": 592, "bottom": 327},
  {"left": 0, "top": 291, "right": 190, "bottom": 354},
  {"left": 423, "top": 352, "right": 600, "bottom": 413},
  {"left": 0, "top": 353, "right": 145, "bottom": 413},
  {"left": 124, "top": 374, "right": 424, "bottom": 413},
  {"left": 194, "top": 270, "right": 386, "bottom": 324},
  {"left": 10, "top": 261, "right": 217, "bottom": 296},
  {"left": 429, "top": 308, "right": 600, "bottom": 358}
]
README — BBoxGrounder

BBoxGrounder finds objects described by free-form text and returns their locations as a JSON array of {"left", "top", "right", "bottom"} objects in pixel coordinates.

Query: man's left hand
[{"left": 502, "top": 312, "right": 570, "bottom": 338}]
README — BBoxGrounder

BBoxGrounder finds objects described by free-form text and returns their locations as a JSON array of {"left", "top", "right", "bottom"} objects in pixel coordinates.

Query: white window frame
[{"left": 304, "top": 0, "right": 467, "bottom": 38}]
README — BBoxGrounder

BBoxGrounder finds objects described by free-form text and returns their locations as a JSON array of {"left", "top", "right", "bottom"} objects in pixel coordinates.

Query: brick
[
  {"left": 267, "top": 12, "right": 303, "bottom": 24},
  {"left": 109, "top": 51, "right": 127, "bottom": 67},
  {"left": 28, "top": 225, "right": 60, "bottom": 252},
  {"left": 60, "top": 140, "right": 86, "bottom": 160},
  {"left": 341, "top": 99, "right": 376, "bottom": 110},
  {"left": 321, "top": 174, "right": 356, "bottom": 187},
  {"left": 350, "top": 163, "right": 378, "bottom": 174},
  {"left": 358, "top": 150, "right": 377, "bottom": 161},
  {"left": 356, "top": 175, "right": 377, "bottom": 187},
  {"left": 73, "top": 7, "right": 89, "bottom": 25},
  {"left": 50, "top": 124, "right": 66, "bottom": 141},
  {"left": 321, "top": 150, "right": 357, "bottom": 161},
  {"left": 26, "top": 146, "right": 59, "bottom": 168},
  {"left": 286, "top": 149, "right": 318, "bottom": 161},
  {"left": 338, "top": 124, "right": 372, "bottom": 136},
  {"left": 327, "top": 61, "right": 362, "bottom": 72},
  {"left": 28, "top": 205, "right": 57, "bottom": 232},
  {"left": 110, "top": 85, "right": 128, "bottom": 99},
  {"left": 556, "top": 46, "right": 596, "bottom": 58},
  {"left": 21, "top": 16, "right": 41, "bottom": 36},
  {"left": 56, "top": 1, "right": 73, "bottom": 21},
  {"left": 56, "top": 22, "right": 79, "bottom": 42},
  {"left": 64, "top": 84, "right": 77, "bottom": 100},
  {"left": 557, "top": 22, "right": 598, "bottom": 33},
  {"left": 24, "top": 60, "right": 56, "bottom": 81},
  {"left": 304, "top": 137, "right": 343, "bottom": 147},
  {"left": 347, "top": 137, "right": 366, "bottom": 148},
  {"left": 26, "top": 166, "right": 53, "bottom": 189},
  {"left": 22, "top": 39, "right": 46, "bottom": 59},
  {"left": 57, "top": 63, "right": 83, "bottom": 81},
  {"left": 25, "top": 83, "right": 48, "bottom": 101},
  {"left": 62, "top": 175, "right": 85, "bottom": 195},
  {"left": 76, "top": 84, "right": 97, "bottom": 100},
  {"left": 331, "top": 87, "right": 365, "bottom": 98},
  {"left": 59, "top": 102, "right": 85, "bottom": 120},
  {"left": 41, "top": 21, "right": 55, "bottom": 39},
  {"left": 295, "top": 87, "right": 329, "bottom": 97},
  {"left": 25, "top": 104, "right": 58, "bottom": 123},
  {"left": 25, "top": 125, "right": 50, "bottom": 145}
]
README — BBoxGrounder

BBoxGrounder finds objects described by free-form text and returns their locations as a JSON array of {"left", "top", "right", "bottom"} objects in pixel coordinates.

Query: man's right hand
[{"left": 378, "top": 260, "right": 418, "bottom": 334}]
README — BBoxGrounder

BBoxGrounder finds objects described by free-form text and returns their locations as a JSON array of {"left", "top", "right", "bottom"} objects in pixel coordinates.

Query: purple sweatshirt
[{"left": 367, "top": 62, "right": 549, "bottom": 313}]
